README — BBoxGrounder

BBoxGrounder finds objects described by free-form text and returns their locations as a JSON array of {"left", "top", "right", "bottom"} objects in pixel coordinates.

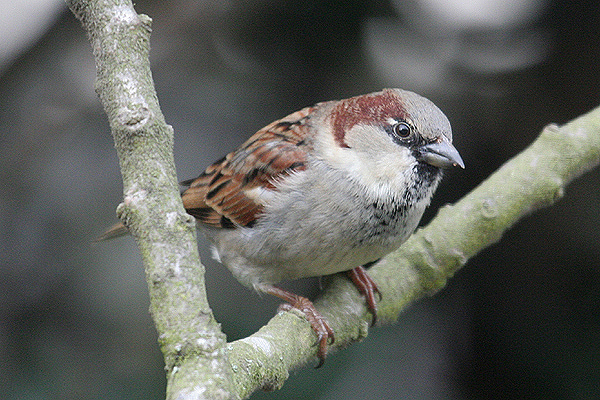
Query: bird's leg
[
  {"left": 262, "top": 285, "right": 334, "bottom": 367},
  {"left": 346, "top": 265, "right": 381, "bottom": 326}
]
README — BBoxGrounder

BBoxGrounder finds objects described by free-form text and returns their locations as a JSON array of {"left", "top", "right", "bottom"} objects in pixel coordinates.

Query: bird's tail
[{"left": 95, "top": 222, "right": 129, "bottom": 241}]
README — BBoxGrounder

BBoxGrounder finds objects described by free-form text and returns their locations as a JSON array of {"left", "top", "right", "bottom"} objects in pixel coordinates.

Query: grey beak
[{"left": 420, "top": 138, "right": 465, "bottom": 169}]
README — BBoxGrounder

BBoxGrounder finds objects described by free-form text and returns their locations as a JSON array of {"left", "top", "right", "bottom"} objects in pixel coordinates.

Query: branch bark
[
  {"left": 67, "top": 1, "right": 600, "bottom": 399},
  {"left": 66, "top": 1, "right": 237, "bottom": 399}
]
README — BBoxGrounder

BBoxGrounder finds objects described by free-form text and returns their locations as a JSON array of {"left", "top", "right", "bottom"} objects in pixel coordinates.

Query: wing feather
[{"left": 182, "top": 106, "right": 316, "bottom": 228}]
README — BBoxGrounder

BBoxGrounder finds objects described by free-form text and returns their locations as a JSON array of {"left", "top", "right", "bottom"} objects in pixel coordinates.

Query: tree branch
[
  {"left": 67, "top": 1, "right": 600, "bottom": 399},
  {"left": 66, "top": 1, "right": 237, "bottom": 399}
]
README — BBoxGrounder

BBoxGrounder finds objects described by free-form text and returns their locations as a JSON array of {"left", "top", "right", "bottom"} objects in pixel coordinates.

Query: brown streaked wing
[{"left": 181, "top": 105, "right": 316, "bottom": 228}]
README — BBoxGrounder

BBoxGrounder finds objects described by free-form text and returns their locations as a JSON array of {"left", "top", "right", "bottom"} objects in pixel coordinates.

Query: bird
[{"left": 103, "top": 88, "right": 464, "bottom": 366}]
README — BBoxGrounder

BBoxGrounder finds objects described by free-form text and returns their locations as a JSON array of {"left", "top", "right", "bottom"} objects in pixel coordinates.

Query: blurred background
[{"left": 1, "top": 0, "right": 600, "bottom": 398}]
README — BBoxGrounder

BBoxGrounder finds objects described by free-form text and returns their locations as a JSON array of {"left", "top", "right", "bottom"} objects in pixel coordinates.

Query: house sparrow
[
  {"left": 179, "top": 88, "right": 464, "bottom": 365},
  {"left": 102, "top": 89, "right": 463, "bottom": 366}
]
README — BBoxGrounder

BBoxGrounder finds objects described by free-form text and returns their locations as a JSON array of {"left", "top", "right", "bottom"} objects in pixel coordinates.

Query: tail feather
[{"left": 96, "top": 222, "right": 129, "bottom": 241}]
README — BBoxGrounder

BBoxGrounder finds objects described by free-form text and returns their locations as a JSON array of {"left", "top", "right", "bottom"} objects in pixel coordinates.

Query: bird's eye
[{"left": 393, "top": 122, "right": 412, "bottom": 138}]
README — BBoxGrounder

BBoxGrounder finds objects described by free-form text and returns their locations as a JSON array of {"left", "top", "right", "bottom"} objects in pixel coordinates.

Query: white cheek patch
[{"left": 320, "top": 124, "right": 416, "bottom": 196}]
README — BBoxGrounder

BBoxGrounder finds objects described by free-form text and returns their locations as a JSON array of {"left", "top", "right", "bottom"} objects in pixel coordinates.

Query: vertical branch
[{"left": 65, "top": 1, "right": 237, "bottom": 399}]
